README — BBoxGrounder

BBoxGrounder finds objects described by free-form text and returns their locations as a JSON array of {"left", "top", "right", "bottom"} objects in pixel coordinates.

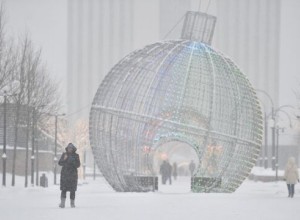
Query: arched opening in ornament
[{"left": 153, "top": 140, "right": 200, "bottom": 193}]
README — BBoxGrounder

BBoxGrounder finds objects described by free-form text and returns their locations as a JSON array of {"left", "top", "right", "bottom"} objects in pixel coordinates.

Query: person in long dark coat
[
  {"left": 166, "top": 161, "right": 172, "bottom": 185},
  {"left": 58, "top": 143, "right": 81, "bottom": 208},
  {"left": 160, "top": 161, "right": 168, "bottom": 184}
]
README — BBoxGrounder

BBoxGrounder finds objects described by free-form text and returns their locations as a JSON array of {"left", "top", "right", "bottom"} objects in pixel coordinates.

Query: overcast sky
[
  {"left": 3, "top": 0, "right": 68, "bottom": 106},
  {"left": 3, "top": 0, "right": 300, "bottom": 112}
]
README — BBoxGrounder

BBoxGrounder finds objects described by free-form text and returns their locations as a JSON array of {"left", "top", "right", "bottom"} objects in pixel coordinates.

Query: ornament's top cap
[{"left": 181, "top": 11, "right": 217, "bottom": 45}]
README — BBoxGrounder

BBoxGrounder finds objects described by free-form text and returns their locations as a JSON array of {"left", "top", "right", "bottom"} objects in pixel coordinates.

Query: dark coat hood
[{"left": 65, "top": 143, "right": 77, "bottom": 152}]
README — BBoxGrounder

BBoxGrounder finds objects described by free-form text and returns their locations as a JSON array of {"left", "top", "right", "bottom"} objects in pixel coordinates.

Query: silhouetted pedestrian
[
  {"left": 189, "top": 160, "right": 196, "bottom": 176},
  {"left": 58, "top": 143, "right": 81, "bottom": 208},
  {"left": 160, "top": 160, "right": 172, "bottom": 185},
  {"left": 166, "top": 160, "right": 172, "bottom": 185}
]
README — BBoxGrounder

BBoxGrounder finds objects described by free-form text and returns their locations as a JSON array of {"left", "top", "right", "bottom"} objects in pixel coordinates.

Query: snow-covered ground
[
  {"left": 251, "top": 166, "right": 285, "bottom": 177},
  {"left": 1, "top": 173, "right": 300, "bottom": 220}
]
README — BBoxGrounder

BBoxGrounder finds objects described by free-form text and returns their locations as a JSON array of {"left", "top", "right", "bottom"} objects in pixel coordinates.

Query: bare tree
[
  {"left": 10, "top": 37, "right": 28, "bottom": 186},
  {"left": 13, "top": 37, "right": 61, "bottom": 186},
  {"left": 0, "top": 4, "right": 18, "bottom": 91},
  {"left": 0, "top": 4, "right": 62, "bottom": 186}
]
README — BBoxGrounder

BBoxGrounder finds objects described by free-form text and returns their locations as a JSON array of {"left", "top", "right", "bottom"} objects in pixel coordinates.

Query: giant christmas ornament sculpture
[{"left": 89, "top": 11, "right": 263, "bottom": 192}]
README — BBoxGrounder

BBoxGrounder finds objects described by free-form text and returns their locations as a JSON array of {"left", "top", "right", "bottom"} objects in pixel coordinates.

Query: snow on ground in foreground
[
  {"left": 0, "top": 175, "right": 300, "bottom": 220},
  {"left": 251, "top": 166, "right": 287, "bottom": 176}
]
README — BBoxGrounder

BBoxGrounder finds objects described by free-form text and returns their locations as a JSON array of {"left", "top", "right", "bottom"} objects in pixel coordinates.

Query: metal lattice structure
[
  {"left": 181, "top": 11, "right": 217, "bottom": 44},
  {"left": 89, "top": 11, "right": 263, "bottom": 193}
]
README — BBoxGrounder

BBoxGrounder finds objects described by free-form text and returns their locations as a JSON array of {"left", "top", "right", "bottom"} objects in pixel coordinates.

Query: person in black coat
[
  {"left": 189, "top": 160, "right": 196, "bottom": 176},
  {"left": 160, "top": 161, "right": 168, "bottom": 184},
  {"left": 58, "top": 143, "right": 80, "bottom": 208},
  {"left": 160, "top": 160, "right": 172, "bottom": 185}
]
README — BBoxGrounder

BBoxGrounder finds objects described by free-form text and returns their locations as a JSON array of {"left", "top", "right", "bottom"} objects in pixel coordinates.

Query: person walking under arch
[
  {"left": 160, "top": 160, "right": 172, "bottom": 185},
  {"left": 189, "top": 160, "right": 196, "bottom": 176},
  {"left": 166, "top": 160, "right": 172, "bottom": 185}
]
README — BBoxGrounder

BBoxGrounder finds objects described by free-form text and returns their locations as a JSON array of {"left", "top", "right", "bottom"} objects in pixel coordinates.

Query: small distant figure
[
  {"left": 284, "top": 157, "right": 299, "bottom": 198},
  {"left": 40, "top": 173, "right": 48, "bottom": 187},
  {"left": 173, "top": 162, "right": 178, "bottom": 181},
  {"left": 58, "top": 143, "right": 81, "bottom": 208},
  {"left": 160, "top": 160, "right": 173, "bottom": 185},
  {"left": 166, "top": 160, "right": 172, "bottom": 185},
  {"left": 160, "top": 161, "right": 167, "bottom": 184},
  {"left": 189, "top": 160, "right": 196, "bottom": 176}
]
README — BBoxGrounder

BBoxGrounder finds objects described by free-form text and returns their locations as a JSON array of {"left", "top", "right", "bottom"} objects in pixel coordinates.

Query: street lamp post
[
  {"left": 256, "top": 89, "right": 275, "bottom": 169},
  {"left": 275, "top": 126, "right": 281, "bottom": 181},
  {"left": 269, "top": 105, "right": 296, "bottom": 173},
  {"left": 1, "top": 90, "right": 17, "bottom": 186},
  {"left": 24, "top": 104, "right": 32, "bottom": 188},
  {"left": 2, "top": 91, "right": 7, "bottom": 186},
  {"left": 275, "top": 125, "right": 286, "bottom": 181},
  {"left": 35, "top": 137, "right": 40, "bottom": 186},
  {"left": 53, "top": 113, "right": 65, "bottom": 185},
  {"left": 54, "top": 115, "right": 58, "bottom": 185},
  {"left": 273, "top": 108, "right": 293, "bottom": 181},
  {"left": 264, "top": 112, "right": 268, "bottom": 168},
  {"left": 30, "top": 109, "right": 36, "bottom": 186},
  {"left": 31, "top": 106, "right": 46, "bottom": 186},
  {"left": 1, "top": 81, "right": 20, "bottom": 187},
  {"left": 271, "top": 107, "right": 276, "bottom": 170}
]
